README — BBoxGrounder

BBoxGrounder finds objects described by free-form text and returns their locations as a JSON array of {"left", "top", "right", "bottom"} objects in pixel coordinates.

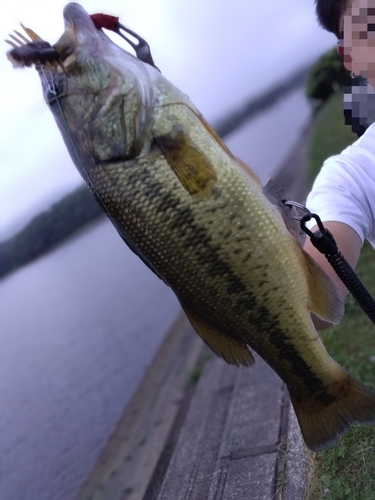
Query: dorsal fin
[{"left": 195, "top": 112, "right": 263, "bottom": 189}]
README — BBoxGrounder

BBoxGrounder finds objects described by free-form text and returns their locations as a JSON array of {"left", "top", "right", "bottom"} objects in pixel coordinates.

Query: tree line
[{"left": 0, "top": 186, "right": 103, "bottom": 279}]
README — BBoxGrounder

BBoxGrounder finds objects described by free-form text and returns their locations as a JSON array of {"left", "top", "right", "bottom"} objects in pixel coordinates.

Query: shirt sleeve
[{"left": 305, "top": 122, "right": 375, "bottom": 246}]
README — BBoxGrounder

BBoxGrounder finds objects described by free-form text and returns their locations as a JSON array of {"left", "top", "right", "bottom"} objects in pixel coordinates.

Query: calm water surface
[{"left": 0, "top": 217, "right": 180, "bottom": 500}]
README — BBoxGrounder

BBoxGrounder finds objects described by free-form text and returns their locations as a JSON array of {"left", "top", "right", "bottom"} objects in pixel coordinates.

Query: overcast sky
[{"left": 0, "top": 0, "right": 334, "bottom": 240}]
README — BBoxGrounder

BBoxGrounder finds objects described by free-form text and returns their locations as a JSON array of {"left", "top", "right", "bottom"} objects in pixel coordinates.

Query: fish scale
[
  {"left": 93, "top": 144, "right": 321, "bottom": 359},
  {"left": 7, "top": 1, "right": 375, "bottom": 452}
]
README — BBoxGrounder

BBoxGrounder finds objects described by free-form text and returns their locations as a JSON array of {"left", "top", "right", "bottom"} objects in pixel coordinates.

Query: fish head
[
  {"left": 38, "top": 3, "right": 158, "bottom": 174},
  {"left": 50, "top": 3, "right": 129, "bottom": 92}
]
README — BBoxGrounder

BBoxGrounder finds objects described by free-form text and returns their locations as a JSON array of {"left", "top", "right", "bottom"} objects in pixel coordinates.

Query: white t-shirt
[{"left": 306, "top": 121, "right": 375, "bottom": 247}]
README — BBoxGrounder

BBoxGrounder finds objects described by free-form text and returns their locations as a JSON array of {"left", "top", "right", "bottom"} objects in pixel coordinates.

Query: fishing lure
[
  {"left": 6, "top": 14, "right": 159, "bottom": 73},
  {"left": 6, "top": 25, "right": 59, "bottom": 68}
]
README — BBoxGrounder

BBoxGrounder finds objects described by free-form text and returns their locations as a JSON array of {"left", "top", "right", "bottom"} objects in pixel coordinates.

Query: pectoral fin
[
  {"left": 182, "top": 304, "right": 254, "bottom": 367},
  {"left": 154, "top": 128, "right": 217, "bottom": 198},
  {"left": 297, "top": 243, "right": 344, "bottom": 324}
]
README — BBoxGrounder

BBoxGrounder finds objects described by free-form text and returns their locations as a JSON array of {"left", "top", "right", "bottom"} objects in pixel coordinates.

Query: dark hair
[{"left": 315, "top": 0, "right": 350, "bottom": 38}]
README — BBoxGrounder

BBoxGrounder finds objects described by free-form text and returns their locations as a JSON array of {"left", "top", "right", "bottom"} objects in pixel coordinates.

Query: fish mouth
[
  {"left": 62, "top": 3, "right": 96, "bottom": 34},
  {"left": 54, "top": 3, "right": 99, "bottom": 66},
  {"left": 5, "top": 3, "right": 95, "bottom": 72}
]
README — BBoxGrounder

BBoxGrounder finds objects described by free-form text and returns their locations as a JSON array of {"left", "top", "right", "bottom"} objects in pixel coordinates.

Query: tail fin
[{"left": 290, "top": 366, "right": 375, "bottom": 452}]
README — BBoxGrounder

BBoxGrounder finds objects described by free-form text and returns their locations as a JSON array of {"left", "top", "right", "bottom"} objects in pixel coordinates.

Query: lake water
[
  {"left": 0, "top": 86, "right": 313, "bottom": 499},
  {"left": 0, "top": 218, "right": 180, "bottom": 500}
]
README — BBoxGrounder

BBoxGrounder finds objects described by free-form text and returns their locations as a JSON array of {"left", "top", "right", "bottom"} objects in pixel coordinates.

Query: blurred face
[{"left": 342, "top": 0, "right": 375, "bottom": 85}]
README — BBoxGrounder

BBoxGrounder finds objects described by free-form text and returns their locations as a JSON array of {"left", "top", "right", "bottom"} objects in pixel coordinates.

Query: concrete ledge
[
  {"left": 77, "top": 314, "right": 309, "bottom": 500},
  {"left": 76, "top": 313, "right": 205, "bottom": 500}
]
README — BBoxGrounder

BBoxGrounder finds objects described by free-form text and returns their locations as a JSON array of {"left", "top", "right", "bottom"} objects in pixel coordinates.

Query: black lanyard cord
[{"left": 300, "top": 212, "right": 375, "bottom": 325}]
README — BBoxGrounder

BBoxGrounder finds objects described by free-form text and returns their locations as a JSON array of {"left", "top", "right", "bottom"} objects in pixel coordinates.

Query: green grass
[
  {"left": 308, "top": 91, "right": 357, "bottom": 182},
  {"left": 305, "top": 92, "right": 375, "bottom": 500},
  {"left": 306, "top": 241, "right": 375, "bottom": 500},
  {"left": 187, "top": 367, "right": 202, "bottom": 383}
]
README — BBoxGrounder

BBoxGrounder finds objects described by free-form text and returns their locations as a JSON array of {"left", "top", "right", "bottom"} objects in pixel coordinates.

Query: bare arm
[{"left": 303, "top": 221, "right": 362, "bottom": 330}]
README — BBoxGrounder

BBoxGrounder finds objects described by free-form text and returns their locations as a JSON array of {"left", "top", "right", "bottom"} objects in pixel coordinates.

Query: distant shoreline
[{"left": 0, "top": 186, "right": 103, "bottom": 280}]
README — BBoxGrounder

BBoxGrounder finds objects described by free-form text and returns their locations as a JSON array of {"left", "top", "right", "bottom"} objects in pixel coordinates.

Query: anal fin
[{"left": 182, "top": 304, "right": 254, "bottom": 367}]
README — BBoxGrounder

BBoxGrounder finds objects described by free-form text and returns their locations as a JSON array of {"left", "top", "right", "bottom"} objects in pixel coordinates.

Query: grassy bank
[
  {"left": 305, "top": 92, "right": 375, "bottom": 499},
  {"left": 308, "top": 91, "right": 357, "bottom": 182}
]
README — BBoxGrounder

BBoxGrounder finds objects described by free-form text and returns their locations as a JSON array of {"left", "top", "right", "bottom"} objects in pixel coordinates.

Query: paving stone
[
  {"left": 218, "top": 355, "right": 284, "bottom": 458},
  {"left": 154, "top": 353, "right": 292, "bottom": 500},
  {"left": 282, "top": 406, "right": 309, "bottom": 500},
  {"left": 155, "top": 358, "right": 238, "bottom": 500},
  {"left": 77, "top": 315, "right": 204, "bottom": 500},
  {"left": 209, "top": 453, "right": 278, "bottom": 500},
  {"left": 78, "top": 315, "right": 309, "bottom": 500}
]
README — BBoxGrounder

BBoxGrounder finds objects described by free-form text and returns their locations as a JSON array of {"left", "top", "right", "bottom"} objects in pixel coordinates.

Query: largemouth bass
[{"left": 7, "top": 2, "right": 375, "bottom": 452}]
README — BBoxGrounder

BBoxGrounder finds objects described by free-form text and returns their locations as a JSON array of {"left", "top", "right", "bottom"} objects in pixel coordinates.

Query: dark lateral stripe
[
  {"left": 95, "top": 167, "right": 333, "bottom": 402},
  {"left": 95, "top": 166, "right": 249, "bottom": 299},
  {"left": 106, "top": 168, "right": 252, "bottom": 306},
  {"left": 168, "top": 203, "right": 249, "bottom": 296},
  {"left": 257, "top": 309, "right": 334, "bottom": 403}
]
